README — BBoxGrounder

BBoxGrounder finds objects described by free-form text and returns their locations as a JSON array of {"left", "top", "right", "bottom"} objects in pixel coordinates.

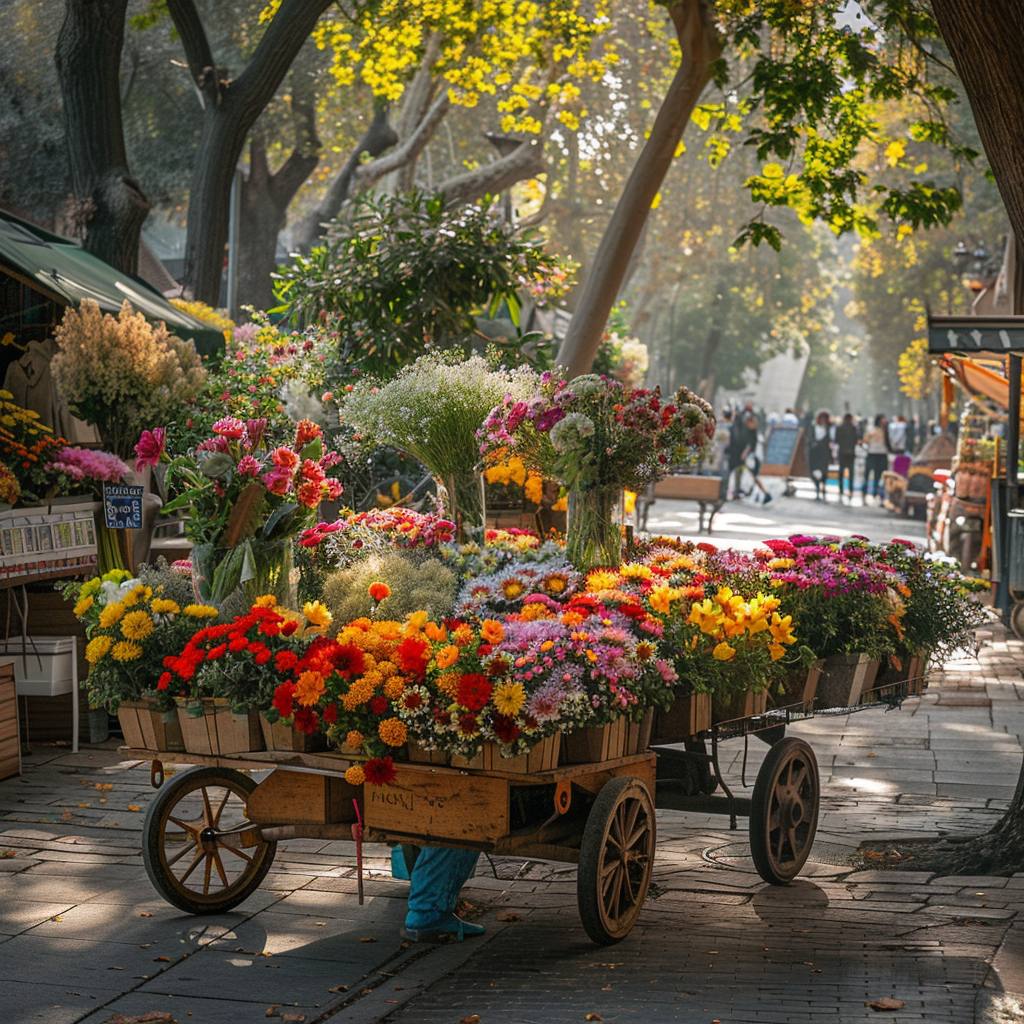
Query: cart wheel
[
  {"left": 143, "top": 767, "right": 276, "bottom": 914},
  {"left": 1012, "top": 602, "right": 1024, "bottom": 642},
  {"left": 577, "top": 776, "right": 655, "bottom": 945},
  {"left": 749, "top": 737, "right": 819, "bottom": 885}
]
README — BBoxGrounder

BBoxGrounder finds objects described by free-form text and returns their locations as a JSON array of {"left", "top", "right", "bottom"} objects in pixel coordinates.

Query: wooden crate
[
  {"left": 451, "top": 733, "right": 561, "bottom": 773},
  {"left": 0, "top": 664, "right": 19, "bottom": 781},
  {"left": 562, "top": 718, "right": 627, "bottom": 765},
  {"left": 650, "top": 691, "right": 712, "bottom": 743},
  {"left": 260, "top": 716, "right": 325, "bottom": 753}
]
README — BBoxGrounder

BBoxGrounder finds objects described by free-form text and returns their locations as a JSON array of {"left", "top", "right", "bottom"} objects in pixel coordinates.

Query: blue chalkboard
[
  {"left": 762, "top": 426, "right": 802, "bottom": 473},
  {"left": 103, "top": 484, "right": 144, "bottom": 530}
]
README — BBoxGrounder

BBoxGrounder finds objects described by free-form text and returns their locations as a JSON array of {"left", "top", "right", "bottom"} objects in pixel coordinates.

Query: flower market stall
[{"left": 34, "top": 332, "right": 987, "bottom": 945}]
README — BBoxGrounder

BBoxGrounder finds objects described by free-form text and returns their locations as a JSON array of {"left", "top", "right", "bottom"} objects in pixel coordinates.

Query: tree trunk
[
  {"left": 555, "top": 0, "right": 722, "bottom": 379},
  {"left": 171, "top": 0, "right": 332, "bottom": 305},
  {"left": 55, "top": 0, "right": 150, "bottom": 275}
]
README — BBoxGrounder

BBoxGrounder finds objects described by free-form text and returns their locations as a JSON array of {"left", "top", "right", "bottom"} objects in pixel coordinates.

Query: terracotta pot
[
  {"left": 650, "top": 691, "right": 712, "bottom": 743},
  {"left": 561, "top": 717, "right": 627, "bottom": 765},
  {"left": 814, "top": 653, "right": 880, "bottom": 710}
]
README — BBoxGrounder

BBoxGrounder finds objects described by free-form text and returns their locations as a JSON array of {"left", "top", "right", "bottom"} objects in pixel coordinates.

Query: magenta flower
[
  {"left": 237, "top": 455, "right": 261, "bottom": 478},
  {"left": 212, "top": 416, "right": 246, "bottom": 439},
  {"left": 134, "top": 428, "right": 165, "bottom": 473}
]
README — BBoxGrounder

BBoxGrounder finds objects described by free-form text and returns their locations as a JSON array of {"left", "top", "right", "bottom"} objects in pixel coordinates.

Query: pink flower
[
  {"left": 262, "top": 468, "right": 293, "bottom": 495},
  {"left": 271, "top": 446, "right": 299, "bottom": 470},
  {"left": 238, "top": 455, "right": 261, "bottom": 477},
  {"left": 48, "top": 447, "right": 128, "bottom": 484},
  {"left": 243, "top": 418, "right": 267, "bottom": 449},
  {"left": 212, "top": 417, "right": 246, "bottom": 439},
  {"left": 134, "top": 428, "right": 165, "bottom": 472}
]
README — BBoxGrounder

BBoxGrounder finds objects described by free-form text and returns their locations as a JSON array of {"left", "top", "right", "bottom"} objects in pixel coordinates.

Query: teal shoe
[{"left": 400, "top": 915, "right": 486, "bottom": 943}]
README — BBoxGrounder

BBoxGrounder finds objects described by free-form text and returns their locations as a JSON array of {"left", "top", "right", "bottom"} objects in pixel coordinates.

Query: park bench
[{"left": 636, "top": 474, "right": 727, "bottom": 534}]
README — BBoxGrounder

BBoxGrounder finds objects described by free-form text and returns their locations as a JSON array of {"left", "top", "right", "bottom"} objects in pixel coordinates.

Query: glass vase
[
  {"left": 191, "top": 537, "right": 295, "bottom": 614},
  {"left": 565, "top": 484, "right": 622, "bottom": 571},
  {"left": 442, "top": 472, "right": 484, "bottom": 542}
]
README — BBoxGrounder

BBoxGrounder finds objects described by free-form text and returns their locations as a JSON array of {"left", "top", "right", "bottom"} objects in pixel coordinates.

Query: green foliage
[
  {"left": 274, "top": 190, "right": 567, "bottom": 378},
  {"left": 322, "top": 552, "right": 457, "bottom": 624}
]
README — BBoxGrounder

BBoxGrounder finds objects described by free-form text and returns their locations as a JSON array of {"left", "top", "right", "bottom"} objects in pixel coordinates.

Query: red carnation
[
  {"left": 394, "top": 637, "right": 430, "bottom": 679},
  {"left": 293, "top": 707, "right": 319, "bottom": 734},
  {"left": 259, "top": 620, "right": 281, "bottom": 637},
  {"left": 458, "top": 673, "right": 492, "bottom": 711},
  {"left": 491, "top": 714, "right": 520, "bottom": 744},
  {"left": 254, "top": 648, "right": 272, "bottom": 665},
  {"left": 363, "top": 756, "right": 397, "bottom": 786},
  {"left": 272, "top": 681, "right": 296, "bottom": 719},
  {"left": 618, "top": 604, "right": 646, "bottom": 620},
  {"left": 207, "top": 643, "right": 228, "bottom": 661},
  {"left": 275, "top": 650, "right": 299, "bottom": 672},
  {"left": 369, "top": 695, "right": 388, "bottom": 715},
  {"left": 322, "top": 703, "right": 338, "bottom": 724},
  {"left": 229, "top": 636, "right": 248, "bottom": 652},
  {"left": 157, "top": 672, "right": 172, "bottom": 690},
  {"left": 329, "top": 643, "right": 366, "bottom": 679}
]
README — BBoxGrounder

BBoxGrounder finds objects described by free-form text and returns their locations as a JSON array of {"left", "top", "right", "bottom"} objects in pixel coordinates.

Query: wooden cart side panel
[
  {"left": 568, "top": 756, "right": 657, "bottom": 802},
  {"left": 247, "top": 770, "right": 359, "bottom": 825},
  {"left": 364, "top": 769, "right": 509, "bottom": 844}
]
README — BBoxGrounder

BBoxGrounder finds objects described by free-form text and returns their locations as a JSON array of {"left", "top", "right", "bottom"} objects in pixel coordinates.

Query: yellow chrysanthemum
[
  {"left": 73, "top": 595, "right": 94, "bottom": 617},
  {"left": 619, "top": 563, "right": 654, "bottom": 580},
  {"left": 344, "top": 764, "right": 365, "bottom": 786},
  {"left": 183, "top": 604, "right": 219, "bottom": 618},
  {"left": 99, "top": 601, "right": 126, "bottom": 628},
  {"left": 85, "top": 635, "right": 112, "bottom": 664},
  {"left": 345, "top": 730, "right": 364, "bottom": 749},
  {"left": 120, "top": 610, "right": 154, "bottom": 642},
  {"left": 303, "top": 600, "right": 333, "bottom": 629},
  {"left": 376, "top": 660, "right": 397, "bottom": 679},
  {"left": 493, "top": 682, "right": 526, "bottom": 717},
  {"left": 112, "top": 640, "right": 143, "bottom": 662},
  {"left": 519, "top": 603, "right": 554, "bottom": 622},
  {"left": 150, "top": 598, "right": 180, "bottom": 615},
  {"left": 377, "top": 717, "right": 407, "bottom": 747},
  {"left": 254, "top": 594, "right": 278, "bottom": 608},
  {"left": 586, "top": 570, "right": 620, "bottom": 591}
]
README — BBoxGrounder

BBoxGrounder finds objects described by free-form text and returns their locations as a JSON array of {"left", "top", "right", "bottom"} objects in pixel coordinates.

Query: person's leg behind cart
[{"left": 402, "top": 845, "right": 483, "bottom": 941}]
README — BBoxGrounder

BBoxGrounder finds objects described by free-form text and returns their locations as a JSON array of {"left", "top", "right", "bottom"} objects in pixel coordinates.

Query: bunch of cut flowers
[
  {"left": 453, "top": 559, "right": 581, "bottom": 618},
  {"left": 299, "top": 507, "right": 456, "bottom": 568},
  {"left": 62, "top": 566, "right": 219, "bottom": 713}
]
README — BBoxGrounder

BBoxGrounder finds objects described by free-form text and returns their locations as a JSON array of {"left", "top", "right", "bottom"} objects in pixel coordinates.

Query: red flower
[
  {"left": 254, "top": 648, "right": 272, "bottom": 665},
  {"left": 275, "top": 650, "right": 299, "bottom": 672},
  {"left": 459, "top": 713, "right": 479, "bottom": 734},
  {"left": 295, "top": 419, "right": 323, "bottom": 448},
  {"left": 618, "top": 604, "right": 646, "bottom": 620},
  {"left": 394, "top": 637, "right": 429, "bottom": 679},
  {"left": 458, "top": 673, "right": 492, "bottom": 711},
  {"left": 281, "top": 620, "right": 298, "bottom": 637},
  {"left": 402, "top": 692, "right": 423, "bottom": 710},
  {"left": 369, "top": 695, "right": 388, "bottom": 715},
  {"left": 273, "top": 681, "right": 296, "bottom": 719},
  {"left": 207, "top": 643, "right": 228, "bottom": 661},
  {"left": 259, "top": 620, "right": 280, "bottom": 637},
  {"left": 293, "top": 707, "right": 319, "bottom": 734},
  {"left": 157, "top": 672, "right": 172, "bottom": 690},
  {"left": 696, "top": 541, "right": 718, "bottom": 554},
  {"left": 329, "top": 643, "right": 366, "bottom": 679},
  {"left": 477, "top": 644, "right": 492, "bottom": 657},
  {"left": 368, "top": 581, "right": 390, "bottom": 602},
  {"left": 322, "top": 703, "right": 338, "bottom": 724},
  {"left": 229, "top": 636, "right": 248, "bottom": 652},
  {"left": 491, "top": 714, "right": 520, "bottom": 744},
  {"left": 363, "top": 756, "right": 397, "bottom": 786}
]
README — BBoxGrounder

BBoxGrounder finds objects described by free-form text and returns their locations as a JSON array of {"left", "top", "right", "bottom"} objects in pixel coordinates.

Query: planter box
[
  {"left": 0, "top": 662, "right": 19, "bottom": 781},
  {"left": 451, "top": 732, "right": 561, "bottom": 773},
  {"left": 650, "top": 691, "right": 712, "bottom": 743},
  {"left": 711, "top": 689, "right": 768, "bottom": 724},
  {"left": 408, "top": 743, "right": 450, "bottom": 766},
  {"left": 177, "top": 700, "right": 218, "bottom": 755},
  {"left": 562, "top": 718, "right": 627, "bottom": 765},
  {"left": 772, "top": 660, "right": 824, "bottom": 713},
  {"left": 213, "top": 705, "right": 264, "bottom": 755},
  {"left": 814, "top": 653, "right": 880, "bottom": 710},
  {"left": 908, "top": 653, "right": 928, "bottom": 695},
  {"left": 623, "top": 711, "right": 654, "bottom": 755},
  {"left": 118, "top": 700, "right": 185, "bottom": 752},
  {"left": 259, "top": 715, "right": 324, "bottom": 753}
]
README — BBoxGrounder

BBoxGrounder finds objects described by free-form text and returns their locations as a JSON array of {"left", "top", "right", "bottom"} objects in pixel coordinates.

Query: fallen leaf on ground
[
  {"left": 459, "top": 1017, "right": 481, "bottom": 1024},
  {"left": 50, "top": 916, "right": 62, "bottom": 922},
  {"left": 128, "top": 805, "right": 142, "bottom": 812},
  {"left": 866, "top": 998, "right": 904, "bottom": 1012},
  {"left": 359, "top": 937, "right": 377, "bottom": 942},
  {"left": 586, "top": 1015, "right": 603, "bottom": 1022},
  {"left": 140, "top": 912, "right": 153, "bottom": 918},
  {"left": 328, "top": 986, "right": 347, "bottom": 994},
  {"left": 281, "top": 1016, "right": 306, "bottom": 1022},
  {"left": 496, "top": 911, "right": 521, "bottom": 922},
  {"left": 314, "top": 922, "right": 326, "bottom": 927},
  {"left": 107, "top": 966, "right": 123, "bottom": 971},
  {"left": 265, "top": 1008, "right": 280, "bottom": 1019},
  {"left": 102, "top": 1014, "right": 175, "bottom": 1024},
  {"left": 0, "top": 850, "right": 14, "bottom": 858},
  {"left": 153, "top": 956, "right": 171, "bottom": 962}
]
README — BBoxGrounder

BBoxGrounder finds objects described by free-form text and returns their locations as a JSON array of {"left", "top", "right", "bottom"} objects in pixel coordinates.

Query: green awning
[{"left": 0, "top": 211, "right": 225, "bottom": 358}]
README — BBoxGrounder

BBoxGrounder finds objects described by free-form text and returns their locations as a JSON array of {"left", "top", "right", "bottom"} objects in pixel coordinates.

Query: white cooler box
[{"left": 2, "top": 637, "right": 80, "bottom": 752}]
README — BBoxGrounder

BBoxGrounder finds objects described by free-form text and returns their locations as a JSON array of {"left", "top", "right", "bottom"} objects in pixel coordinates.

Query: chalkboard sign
[
  {"left": 761, "top": 426, "right": 803, "bottom": 476},
  {"left": 103, "top": 484, "right": 144, "bottom": 530}
]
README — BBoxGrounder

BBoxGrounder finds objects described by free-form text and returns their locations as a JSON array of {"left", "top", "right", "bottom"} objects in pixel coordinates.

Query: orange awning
[{"left": 941, "top": 354, "right": 1019, "bottom": 412}]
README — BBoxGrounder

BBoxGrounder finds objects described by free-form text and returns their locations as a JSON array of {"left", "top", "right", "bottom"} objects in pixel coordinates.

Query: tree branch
[
  {"left": 437, "top": 138, "right": 547, "bottom": 207},
  {"left": 166, "top": 0, "right": 220, "bottom": 105},
  {"left": 353, "top": 90, "right": 451, "bottom": 187}
]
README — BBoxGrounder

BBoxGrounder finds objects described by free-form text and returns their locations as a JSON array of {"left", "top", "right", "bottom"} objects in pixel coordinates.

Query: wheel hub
[{"left": 199, "top": 826, "right": 218, "bottom": 851}]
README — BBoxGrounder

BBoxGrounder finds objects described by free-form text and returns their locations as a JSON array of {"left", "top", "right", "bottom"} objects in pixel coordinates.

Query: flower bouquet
[
  {"left": 162, "top": 417, "right": 343, "bottom": 610},
  {"left": 479, "top": 373, "right": 714, "bottom": 569}
]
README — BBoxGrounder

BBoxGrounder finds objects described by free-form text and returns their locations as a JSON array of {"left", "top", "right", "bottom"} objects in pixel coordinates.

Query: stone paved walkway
[{"left": 2, "top": 629, "right": 1024, "bottom": 1023}]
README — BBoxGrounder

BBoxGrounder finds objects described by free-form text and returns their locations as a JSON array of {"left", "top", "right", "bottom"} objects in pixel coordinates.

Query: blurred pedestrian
[
  {"left": 808, "top": 410, "right": 833, "bottom": 501},
  {"left": 835, "top": 412, "right": 858, "bottom": 500},
  {"left": 741, "top": 410, "right": 771, "bottom": 505},
  {"left": 861, "top": 414, "right": 891, "bottom": 502}
]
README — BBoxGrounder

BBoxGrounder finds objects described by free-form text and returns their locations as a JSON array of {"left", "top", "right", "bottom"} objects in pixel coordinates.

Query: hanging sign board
[
  {"left": 103, "top": 484, "right": 143, "bottom": 530},
  {"left": 760, "top": 426, "right": 804, "bottom": 477},
  {"left": 928, "top": 315, "right": 1024, "bottom": 353}
]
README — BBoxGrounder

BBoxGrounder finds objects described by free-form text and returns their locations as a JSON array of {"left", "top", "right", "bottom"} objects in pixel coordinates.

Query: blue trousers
[{"left": 405, "top": 846, "right": 481, "bottom": 929}]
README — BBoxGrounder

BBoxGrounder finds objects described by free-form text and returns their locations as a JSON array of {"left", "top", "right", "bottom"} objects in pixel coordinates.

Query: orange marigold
[
  {"left": 344, "top": 764, "right": 365, "bottom": 786},
  {"left": 383, "top": 676, "right": 406, "bottom": 700},
  {"left": 453, "top": 624, "right": 475, "bottom": 647},
  {"left": 377, "top": 717, "right": 407, "bottom": 747},
  {"left": 368, "top": 582, "right": 391, "bottom": 602},
  {"left": 437, "top": 672, "right": 461, "bottom": 698},
  {"left": 294, "top": 670, "right": 326, "bottom": 707},
  {"left": 345, "top": 730, "right": 364, "bottom": 749}
]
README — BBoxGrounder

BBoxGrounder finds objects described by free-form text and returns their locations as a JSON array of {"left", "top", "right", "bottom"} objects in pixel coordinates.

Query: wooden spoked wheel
[
  {"left": 577, "top": 776, "right": 656, "bottom": 945},
  {"left": 143, "top": 767, "right": 276, "bottom": 914},
  {"left": 749, "top": 737, "right": 819, "bottom": 885}
]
